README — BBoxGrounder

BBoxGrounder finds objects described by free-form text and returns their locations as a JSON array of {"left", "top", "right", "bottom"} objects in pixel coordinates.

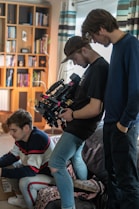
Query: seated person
[
  {"left": 0, "top": 109, "right": 87, "bottom": 209},
  {"left": 0, "top": 109, "right": 55, "bottom": 208},
  {"left": 20, "top": 121, "right": 108, "bottom": 209},
  {"left": 19, "top": 142, "right": 86, "bottom": 209}
]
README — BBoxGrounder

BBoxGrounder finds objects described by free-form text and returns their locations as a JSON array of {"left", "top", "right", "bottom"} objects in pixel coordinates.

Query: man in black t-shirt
[{"left": 49, "top": 36, "right": 109, "bottom": 209}]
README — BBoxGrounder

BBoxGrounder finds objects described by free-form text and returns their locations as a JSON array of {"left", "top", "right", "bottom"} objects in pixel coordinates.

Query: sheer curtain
[
  {"left": 117, "top": 0, "right": 139, "bottom": 38},
  {"left": 57, "top": 0, "right": 77, "bottom": 83}
]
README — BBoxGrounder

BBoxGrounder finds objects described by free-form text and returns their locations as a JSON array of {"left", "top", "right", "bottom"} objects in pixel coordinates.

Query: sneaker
[{"left": 8, "top": 196, "right": 27, "bottom": 208}]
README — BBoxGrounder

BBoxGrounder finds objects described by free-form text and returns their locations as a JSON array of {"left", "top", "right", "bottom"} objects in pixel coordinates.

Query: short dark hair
[
  {"left": 82, "top": 9, "right": 119, "bottom": 39},
  {"left": 6, "top": 109, "right": 32, "bottom": 129}
]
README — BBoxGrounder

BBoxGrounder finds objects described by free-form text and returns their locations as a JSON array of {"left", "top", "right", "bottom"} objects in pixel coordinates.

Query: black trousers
[{"left": 103, "top": 122, "right": 139, "bottom": 209}]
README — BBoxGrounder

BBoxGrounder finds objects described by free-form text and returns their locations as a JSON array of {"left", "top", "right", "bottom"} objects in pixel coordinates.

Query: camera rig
[{"left": 35, "top": 73, "right": 81, "bottom": 128}]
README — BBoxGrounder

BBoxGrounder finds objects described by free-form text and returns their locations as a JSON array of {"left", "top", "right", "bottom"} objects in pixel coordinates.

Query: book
[
  {"left": 6, "top": 41, "right": 11, "bottom": 53},
  {"left": 11, "top": 40, "right": 16, "bottom": 52},
  {"left": 6, "top": 55, "right": 15, "bottom": 67},
  {"left": 17, "top": 69, "right": 29, "bottom": 87},
  {"left": 7, "top": 26, "right": 16, "bottom": 39},
  {"left": 33, "top": 70, "right": 41, "bottom": 86},
  {"left": 6, "top": 68, "right": 13, "bottom": 87},
  {"left": 28, "top": 12, "right": 33, "bottom": 25},
  {"left": 35, "top": 39, "right": 41, "bottom": 54},
  {"left": 43, "top": 14, "right": 48, "bottom": 26},
  {"left": 35, "top": 12, "right": 39, "bottom": 26},
  {"left": 0, "top": 55, "right": 4, "bottom": 66},
  {"left": 17, "top": 73, "right": 29, "bottom": 87},
  {"left": 42, "top": 34, "right": 48, "bottom": 54},
  {"left": 6, "top": 41, "right": 16, "bottom": 53},
  {"left": 38, "top": 12, "right": 43, "bottom": 26},
  {"left": 0, "top": 89, "right": 10, "bottom": 111}
]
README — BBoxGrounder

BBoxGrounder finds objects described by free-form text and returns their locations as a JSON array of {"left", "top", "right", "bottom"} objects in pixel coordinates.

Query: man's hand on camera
[{"left": 59, "top": 108, "right": 73, "bottom": 122}]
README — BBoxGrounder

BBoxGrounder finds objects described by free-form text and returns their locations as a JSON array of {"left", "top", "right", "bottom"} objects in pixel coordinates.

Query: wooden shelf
[{"left": 0, "top": 1, "right": 51, "bottom": 128}]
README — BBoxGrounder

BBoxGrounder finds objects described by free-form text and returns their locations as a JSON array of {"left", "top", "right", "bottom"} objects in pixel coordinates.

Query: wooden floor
[
  {"left": 0, "top": 134, "right": 24, "bottom": 209},
  {"left": 1, "top": 200, "right": 29, "bottom": 209},
  {"left": 0, "top": 201, "right": 28, "bottom": 209}
]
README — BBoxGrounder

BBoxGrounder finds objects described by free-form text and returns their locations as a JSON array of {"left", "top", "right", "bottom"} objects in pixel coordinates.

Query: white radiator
[{"left": 0, "top": 89, "right": 10, "bottom": 111}]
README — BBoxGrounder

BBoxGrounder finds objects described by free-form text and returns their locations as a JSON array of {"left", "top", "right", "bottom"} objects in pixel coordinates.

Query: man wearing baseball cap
[
  {"left": 49, "top": 36, "right": 109, "bottom": 209},
  {"left": 62, "top": 36, "right": 90, "bottom": 63}
]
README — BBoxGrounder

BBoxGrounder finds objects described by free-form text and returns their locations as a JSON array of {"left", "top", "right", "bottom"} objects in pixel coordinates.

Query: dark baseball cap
[{"left": 62, "top": 36, "right": 89, "bottom": 63}]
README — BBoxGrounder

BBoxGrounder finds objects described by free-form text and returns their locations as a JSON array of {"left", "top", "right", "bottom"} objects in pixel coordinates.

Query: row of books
[
  {"left": 7, "top": 26, "right": 16, "bottom": 39},
  {"left": 28, "top": 56, "right": 37, "bottom": 67},
  {"left": 36, "top": 12, "right": 48, "bottom": 26},
  {"left": 6, "top": 40, "right": 16, "bottom": 53},
  {"left": 33, "top": 70, "right": 41, "bottom": 86},
  {"left": 5, "top": 69, "right": 42, "bottom": 87},
  {"left": 35, "top": 34, "right": 48, "bottom": 54},
  {"left": 17, "top": 73, "right": 29, "bottom": 87},
  {"left": 5, "top": 13, "right": 48, "bottom": 26},
  {"left": 6, "top": 39, "right": 48, "bottom": 54},
  {"left": 0, "top": 55, "right": 15, "bottom": 66},
  {"left": 6, "top": 55, "right": 16, "bottom": 67},
  {"left": 0, "top": 55, "right": 46, "bottom": 67}
]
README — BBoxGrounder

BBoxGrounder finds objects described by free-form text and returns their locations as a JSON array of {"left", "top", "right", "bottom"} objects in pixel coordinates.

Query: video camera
[{"left": 35, "top": 73, "right": 81, "bottom": 128}]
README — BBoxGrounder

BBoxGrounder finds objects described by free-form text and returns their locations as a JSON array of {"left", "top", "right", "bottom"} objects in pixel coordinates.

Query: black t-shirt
[{"left": 64, "top": 57, "right": 109, "bottom": 140}]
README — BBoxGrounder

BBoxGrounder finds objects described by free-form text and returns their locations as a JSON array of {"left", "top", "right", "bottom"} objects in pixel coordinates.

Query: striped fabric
[
  {"left": 58, "top": 0, "right": 76, "bottom": 65},
  {"left": 116, "top": 0, "right": 139, "bottom": 38},
  {"left": 58, "top": 0, "right": 76, "bottom": 41},
  {"left": 58, "top": 10, "right": 76, "bottom": 42}
]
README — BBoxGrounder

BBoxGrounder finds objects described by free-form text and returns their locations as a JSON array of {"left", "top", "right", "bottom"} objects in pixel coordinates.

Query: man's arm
[
  {"left": 0, "top": 166, "right": 36, "bottom": 179},
  {"left": 0, "top": 152, "right": 36, "bottom": 179},
  {"left": 0, "top": 152, "right": 19, "bottom": 167},
  {"left": 120, "top": 38, "right": 139, "bottom": 128},
  {"left": 59, "top": 98, "right": 103, "bottom": 122}
]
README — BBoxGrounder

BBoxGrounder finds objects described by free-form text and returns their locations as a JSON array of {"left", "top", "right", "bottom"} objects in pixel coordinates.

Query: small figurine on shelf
[
  {"left": 19, "top": 61, "right": 23, "bottom": 67},
  {"left": 39, "top": 57, "right": 46, "bottom": 67}
]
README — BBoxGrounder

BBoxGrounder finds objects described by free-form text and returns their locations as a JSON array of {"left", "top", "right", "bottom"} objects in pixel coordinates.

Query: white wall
[{"left": 46, "top": 0, "right": 62, "bottom": 87}]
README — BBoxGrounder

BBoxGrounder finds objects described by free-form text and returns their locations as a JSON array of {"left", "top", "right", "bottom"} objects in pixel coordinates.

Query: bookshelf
[{"left": 0, "top": 1, "right": 51, "bottom": 128}]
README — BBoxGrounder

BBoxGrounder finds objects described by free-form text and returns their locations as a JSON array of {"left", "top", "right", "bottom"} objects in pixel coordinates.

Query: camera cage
[{"left": 35, "top": 73, "right": 81, "bottom": 128}]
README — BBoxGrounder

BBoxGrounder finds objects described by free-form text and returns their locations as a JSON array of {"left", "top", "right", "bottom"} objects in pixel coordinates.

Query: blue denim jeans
[
  {"left": 103, "top": 122, "right": 139, "bottom": 209},
  {"left": 49, "top": 132, "right": 87, "bottom": 209}
]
